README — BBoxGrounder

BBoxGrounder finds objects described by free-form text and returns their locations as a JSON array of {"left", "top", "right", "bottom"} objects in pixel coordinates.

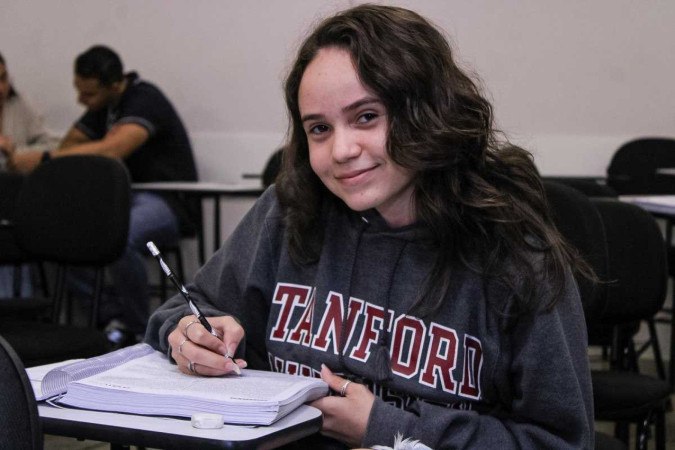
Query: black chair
[
  {"left": 0, "top": 172, "right": 55, "bottom": 321},
  {"left": 595, "top": 431, "right": 628, "bottom": 450},
  {"left": 545, "top": 177, "right": 618, "bottom": 199},
  {"left": 0, "top": 172, "right": 31, "bottom": 299},
  {"left": 0, "top": 333, "right": 42, "bottom": 449},
  {"left": 262, "top": 147, "right": 284, "bottom": 189},
  {"left": 606, "top": 138, "right": 675, "bottom": 195},
  {"left": 605, "top": 137, "right": 675, "bottom": 386},
  {"left": 543, "top": 181, "right": 609, "bottom": 323},
  {"left": 14, "top": 155, "right": 130, "bottom": 327},
  {"left": 590, "top": 199, "right": 671, "bottom": 449},
  {"left": 547, "top": 178, "right": 665, "bottom": 373},
  {"left": 0, "top": 172, "right": 49, "bottom": 301},
  {"left": 0, "top": 156, "right": 129, "bottom": 366},
  {"left": 543, "top": 182, "right": 669, "bottom": 449}
]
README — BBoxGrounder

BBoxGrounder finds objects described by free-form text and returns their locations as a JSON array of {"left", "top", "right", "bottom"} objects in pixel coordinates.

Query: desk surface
[
  {"left": 656, "top": 168, "right": 675, "bottom": 176},
  {"left": 620, "top": 195, "right": 675, "bottom": 216},
  {"left": 132, "top": 181, "right": 264, "bottom": 195},
  {"left": 39, "top": 403, "right": 322, "bottom": 449},
  {"left": 30, "top": 358, "right": 322, "bottom": 449}
]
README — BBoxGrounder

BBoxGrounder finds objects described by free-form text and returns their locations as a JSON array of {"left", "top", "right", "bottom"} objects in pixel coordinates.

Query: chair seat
[
  {"left": 0, "top": 298, "right": 54, "bottom": 323},
  {"left": 0, "top": 228, "right": 27, "bottom": 263},
  {"left": 587, "top": 322, "right": 640, "bottom": 347},
  {"left": 0, "top": 319, "right": 110, "bottom": 367},
  {"left": 594, "top": 431, "right": 627, "bottom": 450},
  {"left": 592, "top": 370, "right": 670, "bottom": 420}
]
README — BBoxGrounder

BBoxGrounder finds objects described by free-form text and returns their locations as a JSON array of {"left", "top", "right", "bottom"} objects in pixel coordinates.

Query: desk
[
  {"left": 620, "top": 195, "right": 675, "bottom": 390},
  {"left": 39, "top": 403, "right": 322, "bottom": 449},
  {"left": 132, "top": 182, "right": 264, "bottom": 264},
  {"left": 29, "top": 356, "right": 322, "bottom": 449},
  {"left": 620, "top": 195, "right": 675, "bottom": 218},
  {"left": 656, "top": 168, "right": 675, "bottom": 177}
]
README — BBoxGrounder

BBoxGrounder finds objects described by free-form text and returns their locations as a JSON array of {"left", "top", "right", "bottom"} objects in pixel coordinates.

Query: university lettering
[{"left": 270, "top": 283, "right": 484, "bottom": 401}]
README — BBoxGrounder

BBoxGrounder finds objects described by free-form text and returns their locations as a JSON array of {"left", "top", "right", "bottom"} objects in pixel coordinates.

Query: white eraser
[{"left": 191, "top": 412, "right": 224, "bottom": 429}]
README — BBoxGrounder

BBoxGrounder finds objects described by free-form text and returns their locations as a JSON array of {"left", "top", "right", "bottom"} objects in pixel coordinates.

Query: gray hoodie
[{"left": 145, "top": 187, "right": 594, "bottom": 449}]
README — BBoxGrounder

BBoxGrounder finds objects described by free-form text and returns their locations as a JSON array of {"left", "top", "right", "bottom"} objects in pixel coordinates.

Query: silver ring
[
  {"left": 339, "top": 380, "right": 352, "bottom": 397},
  {"left": 178, "top": 338, "right": 189, "bottom": 354},
  {"left": 188, "top": 361, "right": 198, "bottom": 375},
  {"left": 184, "top": 320, "right": 200, "bottom": 338}
]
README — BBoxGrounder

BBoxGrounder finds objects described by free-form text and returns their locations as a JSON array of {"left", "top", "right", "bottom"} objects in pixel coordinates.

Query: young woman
[{"left": 146, "top": 5, "right": 594, "bottom": 449}]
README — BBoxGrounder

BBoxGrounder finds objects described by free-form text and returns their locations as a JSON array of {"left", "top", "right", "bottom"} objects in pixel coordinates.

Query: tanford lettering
[{"left": 269, "top": 282, "right": 483, "bottom": 400}]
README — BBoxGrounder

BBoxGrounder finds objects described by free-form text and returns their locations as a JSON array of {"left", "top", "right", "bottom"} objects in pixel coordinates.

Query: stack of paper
[{"left": 34, "top": 344, "right": 328, "bottom": 426}]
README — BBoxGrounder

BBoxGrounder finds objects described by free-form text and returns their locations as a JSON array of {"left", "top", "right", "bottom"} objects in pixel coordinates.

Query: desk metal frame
[{"left": 132, "top": 182, "right": 263, "bottom": 264}]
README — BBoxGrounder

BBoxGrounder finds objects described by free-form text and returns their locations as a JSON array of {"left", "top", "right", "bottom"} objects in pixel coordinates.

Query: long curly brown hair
[{"left": 277, "top": 4, "right": 591, "bottom": 316}]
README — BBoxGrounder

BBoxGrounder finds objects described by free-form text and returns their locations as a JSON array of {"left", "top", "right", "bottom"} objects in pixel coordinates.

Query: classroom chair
[
  {"left": 0, "top": 333, "right": 42, "bottom": 450},
  {"left": 0, "top": 155, "right": 130, "bottom": 366},
  {"left": 590, "top": 199, "right": 671, "bottom": 449},
  {"left": 605, "top": 137, "right": 675, "bottom": 386},
  {"left": 14, "top": 155, "right": 130, "bottom": 327},
  {"left": 0, "top": 172, "right": 49, "bottom": 301},
  {"left": 606, "top": 137, "right": 675, "bottom": 196}
]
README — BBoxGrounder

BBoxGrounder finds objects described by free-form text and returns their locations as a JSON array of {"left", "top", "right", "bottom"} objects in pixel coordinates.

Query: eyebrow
[{"left": 300, "top": 96, "right": 382, "bottom": 123}]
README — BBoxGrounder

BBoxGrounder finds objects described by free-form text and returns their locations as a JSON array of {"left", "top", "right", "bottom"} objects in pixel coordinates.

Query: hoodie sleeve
[
  {"left": 362, "top": 272, "right": 594, "bottom": 449},
  {"left": 144, "top": 187, "right": 282, "bottom": 368}
]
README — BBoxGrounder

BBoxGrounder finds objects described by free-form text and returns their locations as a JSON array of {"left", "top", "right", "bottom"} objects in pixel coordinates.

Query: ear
[{"left": 111, "top": 79, "right": 126, "bottom": 95}]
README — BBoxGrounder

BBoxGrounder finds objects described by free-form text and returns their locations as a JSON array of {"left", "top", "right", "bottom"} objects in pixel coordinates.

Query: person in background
[
  {"left": 0, "top": 52, "right": 59, "bottom": 298},
  {"left": 1, "top": 45, "right": 199, "bottom": 345},
  {"left": 145, "top": 5, "right": 594, "bottom": 449},
  {"left": 0, "top": 52, "right": 58, "bottom": 167}
]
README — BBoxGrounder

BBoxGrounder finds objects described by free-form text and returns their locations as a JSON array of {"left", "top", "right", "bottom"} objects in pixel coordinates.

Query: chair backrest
[
  {"left": 0, "top": 172, "right": 25, "bottom": 221},
  {"left": 591, "top": 199, "right": 668, "bottom": 323},
  {"left": 543, "top": 177, "right": 617, "bottom": 198},
  {"left": 14, "top": 155, "right": 130, "bottom": 265},
  {"left": 543, "top": 181, "right": 609, "bottom": 322},
  {"left": 606, "top": 137, "right": 675, "bottom": 194},
  {"left": 0, "top": 333, "right": 42, "bottom": 450},
  {"left": 0, "top": 172, "right": 28, "bottom": 264},
  {"left": 262, "top": 147, "right": 284, "bottom": 189}
]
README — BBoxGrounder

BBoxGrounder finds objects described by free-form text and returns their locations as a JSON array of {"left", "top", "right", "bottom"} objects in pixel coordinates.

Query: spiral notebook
[{"left": 29, "top": 343, "right": 328, "bottom": 426}]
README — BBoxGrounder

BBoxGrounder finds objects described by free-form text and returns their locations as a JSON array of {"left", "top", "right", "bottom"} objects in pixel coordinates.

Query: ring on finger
[
  {"left": 178, "top": 337, "right": 189, "bottom": 354},
  {"left": 188, "top": 360, "right": 199, "bottom": 375},
  {"left": 183, "top": 320, "right": 200, "bottom": 338},
  {"left": 339, "top": 380, "right": 352, "bottom": 397}
]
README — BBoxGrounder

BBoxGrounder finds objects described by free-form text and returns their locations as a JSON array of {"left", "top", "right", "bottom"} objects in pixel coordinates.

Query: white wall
[{"left": 2, "top": 0, "right": 674, "bottom": 181}]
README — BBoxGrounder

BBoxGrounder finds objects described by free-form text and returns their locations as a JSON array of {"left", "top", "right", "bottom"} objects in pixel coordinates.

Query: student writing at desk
[
  {"left": 1, "top": 46, "right": 198, "bottom": 345},
  {"left": 0, "top": 51, "right": 59, "bottom": 297},
  {"left": 146, "top": 5, "right": 594, "bottom": 449}
]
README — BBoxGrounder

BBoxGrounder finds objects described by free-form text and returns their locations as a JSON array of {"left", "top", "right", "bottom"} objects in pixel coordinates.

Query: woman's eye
[
  {"left": 309, "top": 124, "right": 329, "bottom": 135},
  {"left": 356, "top": 112, "right": 378, "bottom": 124}
]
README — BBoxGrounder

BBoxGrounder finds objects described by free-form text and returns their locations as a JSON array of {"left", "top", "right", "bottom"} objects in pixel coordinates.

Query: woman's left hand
[{"left": 309, "top": 364, "right": 375, "bottom": 447}]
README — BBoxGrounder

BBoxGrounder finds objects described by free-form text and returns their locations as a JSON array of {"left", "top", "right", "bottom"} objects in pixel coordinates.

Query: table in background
[
  {"left": 656, "top": 168, "right": 675, "bottom": 177},
  {"left": 39, "top": 403, "right": 322, "bottom": 449},
  {"left": 620, "top": 194, "right": 675, "bottom": 390},
  {"left": 132, "top": 182, "right": 264, "bottom": 264}
]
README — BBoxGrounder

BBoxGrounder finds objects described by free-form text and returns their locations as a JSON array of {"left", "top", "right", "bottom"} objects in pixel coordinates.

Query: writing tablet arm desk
[{"left": 40, "top": 403, "right": 322, "bottom": 450}]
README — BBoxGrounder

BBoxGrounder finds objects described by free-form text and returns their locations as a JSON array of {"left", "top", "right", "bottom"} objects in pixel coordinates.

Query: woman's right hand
[{"left": 168, "top": 315, "right": 247, "bottom": 377}]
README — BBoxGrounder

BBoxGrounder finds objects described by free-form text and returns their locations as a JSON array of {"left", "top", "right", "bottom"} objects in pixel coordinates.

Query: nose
[{"left": 331, "top": 127, "right": 361, "bottom": 163}]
